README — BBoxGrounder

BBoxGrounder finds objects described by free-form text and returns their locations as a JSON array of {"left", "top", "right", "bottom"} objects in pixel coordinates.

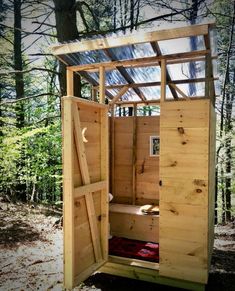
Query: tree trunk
[
  {"left": 14, "top": 0, "right": 24, "bottom": 128},
  {"left": 53, "top": 0, "right": 81, "bottom": 97},
  {"left": 14, "top": 0, "right": 26, "bottom": 201}
]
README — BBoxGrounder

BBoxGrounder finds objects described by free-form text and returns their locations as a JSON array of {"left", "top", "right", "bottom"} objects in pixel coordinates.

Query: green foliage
[{"left": 0, "top": 114, "right": 62, "bottom": 202}]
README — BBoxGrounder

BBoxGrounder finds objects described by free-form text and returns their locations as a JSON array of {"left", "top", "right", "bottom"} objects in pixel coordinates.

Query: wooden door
[
  {"left": 62, "top": 97, "right": 109, "bottom": 289},
  {"left": 159, "top": 100, "right": 210, "bottom": 283}
]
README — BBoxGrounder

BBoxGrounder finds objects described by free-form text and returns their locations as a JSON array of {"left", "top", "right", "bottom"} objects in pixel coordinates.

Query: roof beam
[
  {"left": 103, "top": 48, "right": 146, "bottom": 101},
  {"left": 68, "top": 50, "right": 210, "bottom": 72},
  {"left": 151, "top": 41, "right": 178, "bottom": 99},
  {"left": 51, "top": 23, "right": 212, "bottom": 56},
  {"left": 93, "top": 77, "right": 218, "bottom": 90}
]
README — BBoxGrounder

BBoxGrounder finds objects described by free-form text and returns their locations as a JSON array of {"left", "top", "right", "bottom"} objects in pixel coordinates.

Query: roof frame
[
  {"left": 103, "top": 48, "right": 146, "bottom": 101},
  {"left": 51, "top": 23, "right": 212, "bottom": 56},
  {"left": 52, "top": 23, "right": 216, "bottom": 104}
]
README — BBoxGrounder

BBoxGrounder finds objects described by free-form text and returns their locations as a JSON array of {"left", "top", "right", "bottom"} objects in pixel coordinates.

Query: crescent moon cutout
[{"left": 82, "top": 127, "right": 88, "bottom": 143}]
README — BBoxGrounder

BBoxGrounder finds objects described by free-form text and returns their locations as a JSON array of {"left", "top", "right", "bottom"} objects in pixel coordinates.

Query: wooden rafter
[
  {"left": 151, "top": 41, "right": 178, "bottom": 99},
  {"left": 51, "top": 23, "right": 212, "bottom": 56},
  {"left": 103, "top": 48, "right": 146, "bottom": 101},
  {"left": 169, "top": 83, "right": 189, "bottom": 100},
  {"left": 109, "top": 86, "right": 129, "bottom": 105}
]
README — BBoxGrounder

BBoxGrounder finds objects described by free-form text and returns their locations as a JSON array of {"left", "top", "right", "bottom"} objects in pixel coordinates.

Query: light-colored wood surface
[
  {"left": 62, "top": 98, "right": 75, "bottom": 289},
  {"left": 110, "top": 116, "right": 159, "bottom": 204},
  {"left": 110, "top": 211, "right": 159, "bottom": 242},
  {"left": 100, "top": 262, "right": 206, "bottom": 291},
  {"left": 51, "top": 23, "right": 210, "bottom": 55},
  {"left": 66, "top": 69, "right": 74, "bottom": 96},
  {"left": 73, "top": 105, "right": 102, "bottom": 263},
  {"left": 109, "top": 255, "right": 159, "bottom": 270},
  {"left": 159, "top": 99, "right": 211, "bottom": 283},
  {"left": 74, "top": 180, "right": 107, "bottom": 199},
  {"left": 160, "top": 59, "right": 166, "bottom": 102},
  {"left": 63, "top": 98, "right": 109, "bottom": 288},
  {"left": 100, "top": 107, "right": 109, "bottom": 260},
  {"left": 99, "top": 66, "right": 105, "bottom": 103},
  {"left": 109, "top": 86, "right": 129, "bottom": 105}
]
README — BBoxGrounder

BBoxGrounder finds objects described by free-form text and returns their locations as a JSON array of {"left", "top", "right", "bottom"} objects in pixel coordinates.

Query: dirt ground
[{"left": 0, "top": 201, "right": 234, "bottom": 291}]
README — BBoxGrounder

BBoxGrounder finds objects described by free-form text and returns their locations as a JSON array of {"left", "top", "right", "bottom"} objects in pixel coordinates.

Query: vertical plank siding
[{"left": 159, "top": 99, "right": 213, "bottom": 284}]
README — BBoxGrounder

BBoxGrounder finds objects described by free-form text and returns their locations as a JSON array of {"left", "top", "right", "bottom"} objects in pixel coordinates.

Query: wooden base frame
[{"left": 99, "top": 260, "right": 205, "bottom": 291}]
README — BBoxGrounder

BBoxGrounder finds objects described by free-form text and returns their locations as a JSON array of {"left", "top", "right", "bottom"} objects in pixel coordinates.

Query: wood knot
[
  {"left": 196, "top": 188, "right": 202, "bottom": 193},
  {"left": 194, "top": 179, "right": 206, "bottom": 187},
  {"left": 187, "top": 252, "right": 195, "bottom": 256},
  {"left": 177, "top": 127, "right": 185, "bottom": 134},
  {"left": 182, "top": 141, "right": 187, "bottom": 145},
  {"left": 74, "top": 201, "right": 80, "bottom": 207},
  {"left": 170, "top": 208, "right": 179, "bottom": 215},
  {"left": 170, "top": 161, "right": 177, "bottom": 167}
]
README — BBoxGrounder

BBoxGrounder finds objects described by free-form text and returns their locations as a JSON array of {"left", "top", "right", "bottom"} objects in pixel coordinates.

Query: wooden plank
[
  {"left": 66, "top": 69, "right": 74, "bottom": 96},
  {"left": 110, "top": 106, "right": 115, "bottom": 196},
  {"left": 62, "top": 98, "right": 75, "bottom": 289},
  {"left": 100, "top": 262, "right": 206, "bottom": 291},
  {"left": 74, "top": 261, "right": 106, "bottom": 287},
  {"left": 109, "top": 255, "right": 159, "bottom": 270},
  {"left": 73, "top": 105, "right": 102, "bottom": 263},
  {"left": 160, "top": 99, "right": 210, "bottom": 128},
  {"left": 51, "top": 23, "right": 210, "bottom": 55},
  {"left": 204, "top": 33, "right": 215, "bottom": 104},
  {"left": 109, "top": 86, "right": 129, "bottom": 105},
  {"left": 160, "top": 178, "right": 208, "bottom": 206},
  {"left": 160, "top": 128, "right": 209, "bottom": 155},
  {"left": 100, "top": 107, "right": 109, "bottom": 260},
  {"left": 110, "top": 212, "right": 159, "bottom": 242},
  {"left": 74, "top": 181, "right": 107, "bottom": 198},
  {"left": 160, "top": 152, "right": 208, "bottom": 180},
  {"left": 132, "top": 104, "right": 137, "bottom": 205},
  {"left": 160, "top": 250, "right": 208, "bottom": 283},
  {"left": 99, "top": 66, "right": 105, "bottom": 103},
  {"left": 161, "top": 59, "right": 166, "bottom": 102},
  {"left": 63, "top": 96, "right": 108, "bottom": 109}
]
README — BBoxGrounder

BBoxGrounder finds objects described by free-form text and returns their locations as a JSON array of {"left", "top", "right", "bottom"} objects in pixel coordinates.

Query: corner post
[
  {"left": 62, "top": 97, "right": 75, "bottom": 289},
  {"left": 99, "top": 66, "right": 105, "bottom": 104},
  {"left": 66, "top": 68, "right": 74, "bottom": 96},
  {"left": 161, "top": 59, "right": 166, "bottom": 103}
]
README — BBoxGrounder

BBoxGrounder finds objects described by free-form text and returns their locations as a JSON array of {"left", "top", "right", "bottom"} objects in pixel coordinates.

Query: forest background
[{"left": 0, "top": 0, "right": 234, "bottom": 224}]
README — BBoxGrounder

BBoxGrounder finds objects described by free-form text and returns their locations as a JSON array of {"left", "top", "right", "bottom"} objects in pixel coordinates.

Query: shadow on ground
[{"left": 0, "top": 218, "right": 42, "bottom": 247}]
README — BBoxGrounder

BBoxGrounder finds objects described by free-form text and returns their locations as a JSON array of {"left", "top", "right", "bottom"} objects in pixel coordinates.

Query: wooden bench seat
[{"left": 109, "top": 203, "right": 159, "bottom": 243}]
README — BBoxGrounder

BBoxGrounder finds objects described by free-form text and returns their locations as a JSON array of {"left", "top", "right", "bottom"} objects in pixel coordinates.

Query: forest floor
[{"left": 0, "top": 200, "right": 234, "bottom": 291}]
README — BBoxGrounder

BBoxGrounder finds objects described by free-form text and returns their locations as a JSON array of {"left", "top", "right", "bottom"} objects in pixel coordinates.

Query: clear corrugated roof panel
[
  {"left": 108, "top": 43, "right": 155, "bottom": 60},
  {"left": 125, "top": 67, "right": 161, "bottom": 83},
  {"left": 139, "top": 87, "right": 160, "bottom": 100},
  {"left": 158, "top": 36, "right": 205, "bottom": 54}
]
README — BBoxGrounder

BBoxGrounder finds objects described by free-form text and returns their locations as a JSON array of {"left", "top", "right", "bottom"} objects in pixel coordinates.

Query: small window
[{"left": 150, "top": 136, "right": 160, "bottom": 156}]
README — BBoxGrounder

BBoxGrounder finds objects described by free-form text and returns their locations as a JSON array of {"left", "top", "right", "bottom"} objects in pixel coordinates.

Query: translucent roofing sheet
[
  {"left": 108, "top": 42, "right": 155, "bottom": 60},
  {"left": 158, "top": 35, "right": 205, "bottom": 54},
  {"left": 55, "top": 30, "right": 215, "bottom": 100},
  {"left": 125, "top": 67, "right": 161, "bottom": 83}
]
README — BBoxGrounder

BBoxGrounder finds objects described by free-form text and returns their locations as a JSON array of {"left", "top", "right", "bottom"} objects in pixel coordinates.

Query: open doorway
[{"left": 108, "top": 105, "right": 160, "bottom": 267}]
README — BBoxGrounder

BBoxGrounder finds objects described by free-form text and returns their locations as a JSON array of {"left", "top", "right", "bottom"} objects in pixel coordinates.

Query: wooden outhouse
[{"left": 51, "top": 23, "right": 216, "bottom": 291}]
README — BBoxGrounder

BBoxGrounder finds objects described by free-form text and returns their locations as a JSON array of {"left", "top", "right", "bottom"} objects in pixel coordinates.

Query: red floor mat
[{"left": 109, "top": 236, "right": 159, "bottom": 263}]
